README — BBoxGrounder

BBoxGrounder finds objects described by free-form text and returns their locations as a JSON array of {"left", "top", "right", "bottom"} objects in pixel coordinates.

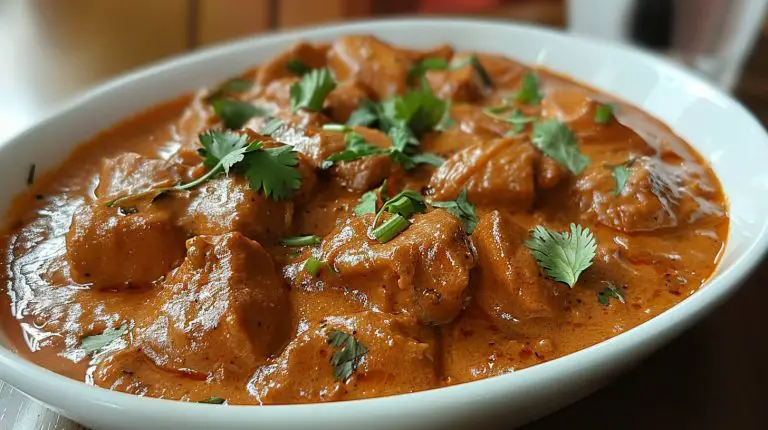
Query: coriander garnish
[
  {"left": 431, "top": 188, "right": 478, "bottom": 234},
  {"left": 105, "top": 130, "right": 301, "bottom": 207},
  {"left": 80, "top": 323, "right": 129, "bottom": 356},
  {"left": 324, "top": 131, "right": 386, "bottom": 167},
  {"left": 354, "top": 180, "right": 387, "bottom": 217},
  {"left": 290, "top": 68, "right": 337, "bottom": 112},
  {"left": 281, "top": 235, "right": 321, "bottom": 247},
  {"left": 515, "top": 72, "right": 543, "bottom": 104},
  {"left": 198, "top": 396, "right": 226, "bottom": 404},
  {"left": 260, "top": 117, "right": 285, "bottom": 136},
  {"left": 597, "top": 282, "right": 625, "bottom": 305},
  {"left": 369, "top": 190, "right": 426, "bottom": 243},
  {"left": 204, "top": 78, "right": 253, "bottom": 103},
  {"left": 371, "top": 215, "right": 409, "bottom": 243},
  {"left": 387, "top": 124, "right": 444, "bottom": 170},
  {"left": 594, "top": 103, "right": 616, "bottom": 125},
  {"left": 525, "top": 224, "right": 597, "bottom": 288},
  {"left": 303, "top": 256, "right": 334, "bottom": 277},
  {"left": 212, "top": 99, "right": 268, "bottom": 130},
  {"left": 286, "top": 59, "right": 309, "bottom": 76},
  {"left": 604, "top": 158, "right": 635, "bottom": 196},
  {"left": 327, "top": 329, "right": 368, "bottom": 382},
  {"left": 531, "top": 119, "right": 590, "bottom": 175},
  {"left": 407, "top": 57, "right": 449, "bottom": 83}
]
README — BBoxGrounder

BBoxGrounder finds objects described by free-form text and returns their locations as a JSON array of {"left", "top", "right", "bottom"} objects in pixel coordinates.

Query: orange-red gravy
[{"left": 0, "top": 36, "right": 727, "bottom": 404}]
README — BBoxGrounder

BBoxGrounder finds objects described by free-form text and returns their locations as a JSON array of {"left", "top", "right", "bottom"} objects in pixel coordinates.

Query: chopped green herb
[
  {"left": 408, "top": 57, "right": 449, "bottom": 82},
  {"left": 604, "top": 158, "right": 635, "bottom": 196},
  {"left": 431, "top": 188, "right": 478, "bottom": 234},
  {"left": 324, "top": 131, "right": 386, "bottom": 166},
  {"left": 243, "top": 145, "right": 302, "bottom": 200},
  {"left": 204, "top": 78, "right": 253, "bottom": 103},
  {"left": 260, "top": 117, "right": 285, "bottom": 136},
  {"left": 198, "top": 397, "right": 226, "bottom": 405},
  {"left": 213, "top": 99, "right": 268, "bottom": 130},
  {"left": 597, "top": 282, "right": 626, "bottom": 305},
  {"left": 525, "top": 224, "right": 597, "bottom": 288},
  {"left": 327, "top": 329, "right": 368, "bottom": 382},
  {"left": 515, "top": 72, "right": 543, "bottom": 104},
  {"left": 354, "top": 181, "right": 387, "bottom": 216},
  {"left": 322, "top": 123, "right": 350, "bottom": 132},
  {"left": 303, "top": 256, "right": 326, "bottom": 276},
  {"left": 387, "top": 124, "right": 444, "bottom": 170},
  {"left": 531, "top": 120, "right": 590, "bottom": 174},
  {"left": 346, "top": 99, "right": 381, "bottom": 128},
  {"left": 381, "top": 87, "right": 447, "bottom": 137},
  {"left": 290, "top": 68, "right": 337, "bottom": 112},
  {"left": 372, "top": 190, "right": 426, "bottom": 228},
  {"left": 281, "top": 235, "right": 321, "bottom": 247},
  {"left": 80, "top": 323, "right": 129, "bottom": 355},
  {"left": 286, "top": 59, "right": 309, "bottom": 76},
  {"left": 371, "top": 214, "right": 409, "bottom": 243},
  {"left": 594, "top": 103, "right": 616, "bottom": 125},
  {"left": 27, "top": 164, "right": 35, "bottom": 186},
  {"left": 483, "top": 106, "right": 536, "bottom": 135},
  {"left": 435, "top": 100, "right": 456, "bottom": 131},
  {"left": 450, "top": 54, "right": 493, "bottom": 88},
  {"left": 106, "top": 130, "right": 301, "bottom": 206}
]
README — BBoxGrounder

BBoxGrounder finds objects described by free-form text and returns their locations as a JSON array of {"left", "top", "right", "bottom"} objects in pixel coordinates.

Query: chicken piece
[
  {"left": 574, "top": 156, "right": 724, "bottom": 232},
  {"left": 327, "top": 35, "right": 411, "bottom": 100},
  {"left": 66, "top": 204, "right": 186, "bottom": 290},
  {"left": 420, "top": 128, "right": 484, "bottom": 158},
  {"left": 324, "top": 82, "right": 370, "bottom": 123},
  {"left": 272, "top": 124, "right": 395, "bottom": 192},
  {"left": 306, "top": 209, "right": 474, "bottom": 324},
  {"left": 429, "top": 137, "right": 566, "bottom": 211},
  {"left": 182, "top": 175, "right": 295, "bottom": 241},
  {"left": 250, "top": 312, "right": 438, "bottom": 403},
  {"left": 137, "top": 233, "right": 290, "bottom": 380},
  {"left": 401, "top": 44, "right": 454, "bottom": 63},
  {"left": 471, "top": 211, "right": 564, "bottom": 322},
  {"left": 450, "top": 104, "right": 514, "bottom": 139},
  {"left": 425, "top": 51, "right": 500, "bottom": 102},
  {"left": 95, "top": 153, "right": 183, "bottom": 200},
  {"left": 468, "top": 52, "right": 527, "bottom": 89},
  {"left": 255, "top": 41, "right": 329, "bottom": 86},
  {"left": 93, "top": 347, "right": 198, "bottom": 398}
]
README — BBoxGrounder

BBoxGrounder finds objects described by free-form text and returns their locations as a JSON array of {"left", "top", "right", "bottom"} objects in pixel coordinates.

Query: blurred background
[
  {"left": 2, "top": 1, "right": 768, "bottom": 429},
  {"left": 2, "top": 0, "right": 768, "bottom": 142}
]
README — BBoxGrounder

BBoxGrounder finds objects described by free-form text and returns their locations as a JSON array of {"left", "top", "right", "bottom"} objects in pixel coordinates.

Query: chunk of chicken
[
  {"left": 327, "top": 35, "right": 411, "bottom": 100},
  {"left": 66, "top": 204, "right": 186, "bottom": 289},
  {"left": 182, "top": 175, "right": 294, "bottom": 241},
  {"left": 429, "top": 137, "right": 566, "bottom": 211},
  {"left": 324, "top": 82, "right": 370, "bottom": 123},
  {"left": 255, "top": 41, "right": 329, "bottom": 86},
  {"left": 305, "top": 209, "right": 474, "bottom": 324},
  {"left": 574, "top": 156, "right": 724, "bottom": 232},
  {"left": 137, "top": 232, "right": 290, "bottom": 380},
  {"left": 471, "top": 211, "right": 564, "bottom": 322},
  {"left": 250, "top": 312, "right": 438, "bottom": 403},
  {"left": 96, "top": 153, "right": 183, "bottom": 200}
]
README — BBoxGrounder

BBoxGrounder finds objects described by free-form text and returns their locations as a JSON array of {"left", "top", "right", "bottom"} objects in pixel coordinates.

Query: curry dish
[{"left": 0, "top": 36, "right": 727, "bottom": 404}]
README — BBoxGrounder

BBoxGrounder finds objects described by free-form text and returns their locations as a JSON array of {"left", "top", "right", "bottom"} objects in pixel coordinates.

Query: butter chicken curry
[{"left": 0, "top": 36, "right": 727, "bottom": 404}]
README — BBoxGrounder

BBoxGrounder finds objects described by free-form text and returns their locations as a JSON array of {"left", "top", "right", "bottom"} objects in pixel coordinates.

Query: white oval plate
[{"left": 1, "top": 18, "right": 767, "bottom": 430}]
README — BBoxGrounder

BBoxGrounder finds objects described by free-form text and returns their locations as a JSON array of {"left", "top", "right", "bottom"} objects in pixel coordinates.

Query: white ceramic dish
[{"left": 1, "top": 18, "right": 767, "bottom": 430}]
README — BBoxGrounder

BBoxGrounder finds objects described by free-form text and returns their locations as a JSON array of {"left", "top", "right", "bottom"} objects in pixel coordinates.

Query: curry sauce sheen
[{"left": 0, "top": 36, "right": 727, "bottom": 404}]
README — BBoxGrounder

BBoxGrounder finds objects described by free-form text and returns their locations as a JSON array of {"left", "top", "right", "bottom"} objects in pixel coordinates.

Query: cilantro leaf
[
  {"left": 346, "top": 99, "right": 381, "bottom": 127},
  {"left": 525, "top": 223, "right": 597, "bottom": 288},
  {"left": 198, "top": 397, "right": 226, "bottom": 405},
  {"left": 372, "top": 189, "right": 426, "bottom": 230},
  {"left": 243, "top": 145, "right": 302, "bottom": 200},
  {"left": 435, "top": 100, "right": 456, "bottom": 131},
  {"left": 531, "top": 119, "right": 590, "bottom": 174},
  {"left": 286, "top": 59, "right": 309, "bottom": 76},
  {"left": 605, "top": 158, "right": 635, "bottom": 196},
  {"left": 597, "top": 282, "right": 626, "bottom": 305},
  {"left": 327, "top": 329, "right": 368, "bottom": 382},
  {"left": 198, "top": 130, "right": 253, "bottom": 174},
  {"left": 290, "top": 68, "right": 337, "bottom": 112},
  {"left": 260, "top": 117, "right": 285, "bottom": 136},
  {"left": 594, "top": 103, "right": 616, "bottom": 125},
  {"left": 354, "top": 180, "right": 387, "bottom": 216},
  {"left": 483, "top": 106, "right": 536, "bottom": 135},
  {"left": 382, "top": 88, "right": 447, "bottom": 137},
  {"left": 408, "top": 152, "right": 444, "bottom": 167},
  {"left": 408, "top": 57, "right": 449, "bottom": 83},
  {"left": 515, "top": 72, "right": 543, "bottom": 104},
  {"left": 204, "top": 78, "right": 253, "bottom": 103},
  {"left": 387, "top": 124, "right": 442, "bottom": 170},
  {"left": 213, "top": 99, "right": 268, "bottom": 130},
  {"left": 80, "top": 323, "right": 129, "bottom": 355},
  {"left": 431, "top": 188, "right": 478, "bottom": 234},
  {"left": 324, "top": 131, "right": 386, "bottom": 166}
]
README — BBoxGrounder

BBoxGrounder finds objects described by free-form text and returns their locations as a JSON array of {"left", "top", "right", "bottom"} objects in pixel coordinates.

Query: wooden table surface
[{"left": 2, "top": 4, "right": 768, "bottom": 429}]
